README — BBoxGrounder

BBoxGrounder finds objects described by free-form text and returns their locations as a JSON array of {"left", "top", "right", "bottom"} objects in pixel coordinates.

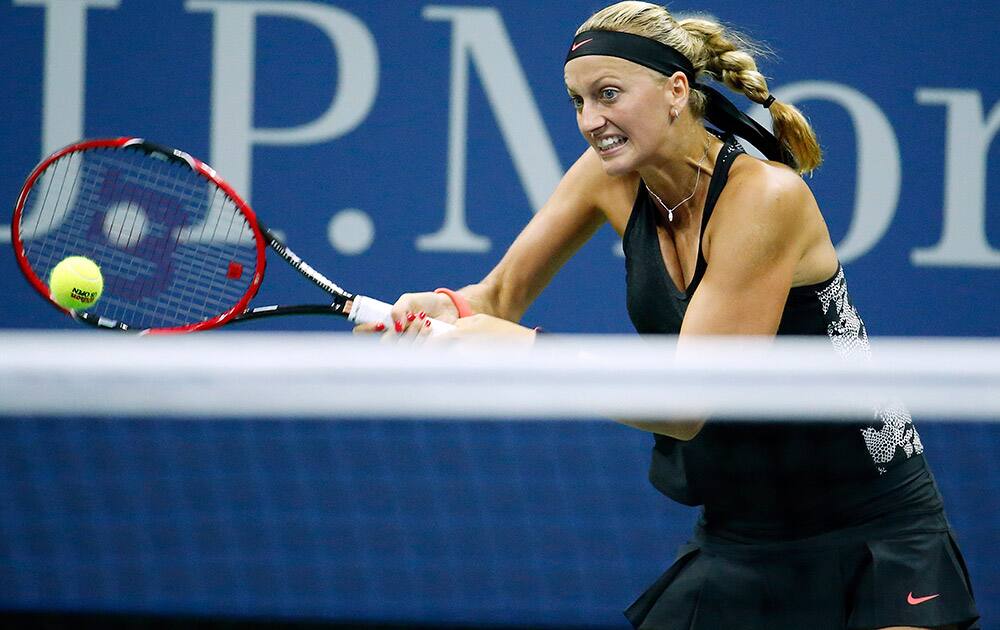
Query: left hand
[{"left": 428, "top": 313, "right": 538, "bottom": 345}]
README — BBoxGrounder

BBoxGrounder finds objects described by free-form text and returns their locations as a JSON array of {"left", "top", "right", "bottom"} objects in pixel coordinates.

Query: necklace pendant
[{"left": 646, "top": 141, "right": 709, "bottom": 224}]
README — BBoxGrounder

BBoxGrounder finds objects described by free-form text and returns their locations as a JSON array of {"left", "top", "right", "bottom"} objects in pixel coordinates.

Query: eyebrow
[{"left": 566, "top": 75, "right": 621, "bottom": 94}]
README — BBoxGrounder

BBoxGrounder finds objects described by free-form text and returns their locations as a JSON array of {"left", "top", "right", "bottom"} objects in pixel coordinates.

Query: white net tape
[{"left": 2, "top": 332, "right": 998, "bottom": 420}]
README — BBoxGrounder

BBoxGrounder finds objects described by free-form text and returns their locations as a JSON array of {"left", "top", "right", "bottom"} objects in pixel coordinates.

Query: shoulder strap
[
  {"left": 699, "top": 135, "right": 744, "bottom": 241},
  {"left": 689, "top": 136, "right": 745, "bottom": 293}
]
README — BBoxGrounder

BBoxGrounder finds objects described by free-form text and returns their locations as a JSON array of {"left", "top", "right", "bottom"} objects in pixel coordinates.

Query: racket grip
[{"left": 348, "top": 295, "right": 454, "bottom": 335}]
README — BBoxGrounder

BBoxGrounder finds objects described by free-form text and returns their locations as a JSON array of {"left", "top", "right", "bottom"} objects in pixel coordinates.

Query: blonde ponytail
[
  {"left": 578, "top": 2, "right": 822, "bottom": 174},
  {"left": 678, "top": 17, "right": 822, "bottom": 173}
]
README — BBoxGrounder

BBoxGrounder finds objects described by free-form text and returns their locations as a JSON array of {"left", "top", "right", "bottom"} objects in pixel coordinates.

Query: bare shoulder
[
  {"left": 563, "top": 149, "right": 639, "bottom": 233},
  {"left": 723, "top": 155, "right": 813, "bottom": 220},
  {"left": 704, "top": 154, "right": 836, "bottom": 285},
  {"left": 706, "top": 155, "right": 816, "bottom": 247}
]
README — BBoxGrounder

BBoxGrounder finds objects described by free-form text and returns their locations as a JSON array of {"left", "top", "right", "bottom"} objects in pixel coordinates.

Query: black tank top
[{"left": 623, "top": 136, "right": 939, "bottom": 540}]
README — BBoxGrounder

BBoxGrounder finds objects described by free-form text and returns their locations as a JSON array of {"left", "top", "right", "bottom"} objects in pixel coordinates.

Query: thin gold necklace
[{"left": 646, "top": 142, "right": 711, "bottom": 222}]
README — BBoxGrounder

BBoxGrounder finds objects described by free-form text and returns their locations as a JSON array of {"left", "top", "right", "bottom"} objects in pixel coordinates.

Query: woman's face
[{"left": 564, "top": 56, "right": 675, "bottom": 176}]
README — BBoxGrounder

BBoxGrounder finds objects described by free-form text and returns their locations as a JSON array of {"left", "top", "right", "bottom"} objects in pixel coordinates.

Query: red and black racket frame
[{"left": 12, "top": 137, "right": 358, "bottom": 334}]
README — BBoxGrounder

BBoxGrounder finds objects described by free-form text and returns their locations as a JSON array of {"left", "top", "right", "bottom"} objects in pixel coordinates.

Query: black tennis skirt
[{"left": 625, "top": 511, "right": 979, "bottom": 630}]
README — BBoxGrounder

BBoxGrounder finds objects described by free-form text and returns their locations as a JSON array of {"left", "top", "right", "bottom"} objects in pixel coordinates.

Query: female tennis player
[{"left": 359, "top": 2, "right": 979, "bottom": 628}]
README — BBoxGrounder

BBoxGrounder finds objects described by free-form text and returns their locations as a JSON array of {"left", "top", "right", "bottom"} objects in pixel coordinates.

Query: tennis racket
[{"left": 12, "top": 137, "right": 452, "bottom": 334}]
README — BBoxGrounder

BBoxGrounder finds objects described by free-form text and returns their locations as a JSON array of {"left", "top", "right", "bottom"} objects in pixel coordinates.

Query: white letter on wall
[
  {"left": 15, "top": 0, "right": 120, "bottom": 156},
  {"left": 3, "top": 0, "right": 120, "bottom": 244},
  {"left": 912, "top": 90, "right": 1000, "bottom": 267},
  {"left": 419, "top": 6, "right": 563, "bottom": 252},
  {"left": 751, "top": 81, "right": 901, "bottom": 264},
  {"left": 185, "top": 0, "right": 378, "bottom": 200}
]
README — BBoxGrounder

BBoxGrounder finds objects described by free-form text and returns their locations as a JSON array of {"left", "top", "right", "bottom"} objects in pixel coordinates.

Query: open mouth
[{"left": 597, "top": 135, "right": 628, "bottom": 153}]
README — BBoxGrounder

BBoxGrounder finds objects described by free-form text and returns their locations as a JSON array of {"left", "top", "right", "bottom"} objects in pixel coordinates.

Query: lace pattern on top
[{"left": 816, "top": 268, "right": 924, "bottom": 474}]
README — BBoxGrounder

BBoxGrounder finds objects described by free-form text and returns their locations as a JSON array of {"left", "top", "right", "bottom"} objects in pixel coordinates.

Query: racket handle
[{"left": 348, "top": 295, "right": 454, "bottom": 335}]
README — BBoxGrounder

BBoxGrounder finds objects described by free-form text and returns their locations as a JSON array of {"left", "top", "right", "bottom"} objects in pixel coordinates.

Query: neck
[
  {"left": 639, "top": 125, "right": 716, "bottom": 207},
  {"left": 639, "top": 125, "right": 715, "bottom": 224}
]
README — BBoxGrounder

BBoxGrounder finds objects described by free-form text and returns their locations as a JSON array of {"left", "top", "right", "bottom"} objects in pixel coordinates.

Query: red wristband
[{"left": 434, "top": 288, "right": 474, "bottom": 318}]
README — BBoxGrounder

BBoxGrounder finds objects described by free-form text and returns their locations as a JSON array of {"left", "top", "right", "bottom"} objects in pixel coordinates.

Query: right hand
[{"left": 352, "top": 291, "right": 460, "bottom": 337}]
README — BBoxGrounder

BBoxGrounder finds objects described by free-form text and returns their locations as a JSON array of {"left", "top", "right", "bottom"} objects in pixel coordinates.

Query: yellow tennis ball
[{"left": 49, "top": 256, "right": 103, "bottom": 311}]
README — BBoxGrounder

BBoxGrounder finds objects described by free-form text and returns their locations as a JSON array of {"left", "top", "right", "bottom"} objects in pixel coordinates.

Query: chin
[{"left": 597, "top": 151, "right": 638, "bottom": 177}]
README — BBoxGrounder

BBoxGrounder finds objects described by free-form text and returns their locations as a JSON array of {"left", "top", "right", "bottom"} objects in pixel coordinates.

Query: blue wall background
[{"left": 1, "top": 0, "right": 997, "bottom": 626}]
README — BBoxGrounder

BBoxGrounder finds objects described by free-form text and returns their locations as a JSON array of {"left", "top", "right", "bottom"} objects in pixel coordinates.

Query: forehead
[{"left": 564, "top": 55, "right": 655, "bottom": 90}]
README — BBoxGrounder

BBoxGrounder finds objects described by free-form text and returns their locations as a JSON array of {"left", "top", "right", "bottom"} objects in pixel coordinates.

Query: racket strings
[
  {"left": 18, "top": 147, "right": 260, "bottom": 330},
  {"left": 24, "top": 153, "right": 85, "bottom": 264}
]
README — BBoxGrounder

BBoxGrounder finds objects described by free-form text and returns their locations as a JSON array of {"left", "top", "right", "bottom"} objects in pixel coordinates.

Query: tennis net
[{"left": 1, "top": 332, "right": 997, "bottom": 628}]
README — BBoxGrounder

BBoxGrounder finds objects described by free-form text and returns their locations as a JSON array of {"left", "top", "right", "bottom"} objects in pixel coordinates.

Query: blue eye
[
  {"left": 569, "top": 95, "right": 583, "bottom": 109},
  {"left": 600, "top": 88, "right": 619, "bottom": 101}
]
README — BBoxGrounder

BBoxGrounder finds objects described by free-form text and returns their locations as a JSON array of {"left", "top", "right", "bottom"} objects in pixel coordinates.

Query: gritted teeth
[{"left": 598, "top": 136, "right": 628, "bottom": 150}]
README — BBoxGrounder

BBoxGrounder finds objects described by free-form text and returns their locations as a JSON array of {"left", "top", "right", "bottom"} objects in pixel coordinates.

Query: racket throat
[{"left": 262, "top": 228, "right": 351, "bottom": 299}]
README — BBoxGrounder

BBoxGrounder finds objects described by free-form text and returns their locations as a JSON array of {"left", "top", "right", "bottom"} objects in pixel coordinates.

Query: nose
[{"left": 579, "top": 102, "right": 606, "bottom": 137}]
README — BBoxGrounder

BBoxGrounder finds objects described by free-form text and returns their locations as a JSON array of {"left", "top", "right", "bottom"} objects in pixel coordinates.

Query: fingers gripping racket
[{"left": 12, "top": 137, "right": 452, "bottom": 334}]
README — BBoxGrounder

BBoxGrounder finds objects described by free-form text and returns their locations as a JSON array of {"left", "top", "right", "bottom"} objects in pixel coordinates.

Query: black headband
[
  {"left": 565, "top": 30, "right": 796, "bottom": 169},
  {"left": 565, "top": 29, "right": 696, "bottom": 82}
]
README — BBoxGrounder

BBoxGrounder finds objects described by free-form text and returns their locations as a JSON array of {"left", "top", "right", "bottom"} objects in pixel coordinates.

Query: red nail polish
[
  {"left": 374, "top": 322, "right": 385, "bottom": 332},
  {"left": 394, "top": 320, "right": 403, "bottom": 333},
  {"left": 418, "top": 311, "right": 426, "bottom": 319},
  {"left": 406, "top": 312, "right": 416, "bottom": 322},
  {"left": 424, "top": 319, "right": 431, "bottom": 328}
]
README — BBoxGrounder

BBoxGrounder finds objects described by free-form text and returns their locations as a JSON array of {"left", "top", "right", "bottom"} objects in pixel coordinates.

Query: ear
[{"left": 664, "top": 71, "right": 691, "bottom": 113}]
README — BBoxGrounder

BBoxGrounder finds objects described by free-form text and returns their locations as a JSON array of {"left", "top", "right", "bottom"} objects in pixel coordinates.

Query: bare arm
[
  {"left": 627, "top": 163, "right": 824, "bottom": 439},
  {"left": 379, "top": 149, "right": 628, "bottom": 329},
  {"left": 683, "top": 170, "right": 807, "bottom": 333},
  {"left": 456, "top": 149, "right": 633, "bottom": 321},
  {"left": 374, "top": 149, "right": 633, "bottom": 333}
]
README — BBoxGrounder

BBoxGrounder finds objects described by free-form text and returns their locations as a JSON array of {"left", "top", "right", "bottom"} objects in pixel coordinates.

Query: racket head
[{"left": 12, "top": 137, "right": 268, "bottom": 333}]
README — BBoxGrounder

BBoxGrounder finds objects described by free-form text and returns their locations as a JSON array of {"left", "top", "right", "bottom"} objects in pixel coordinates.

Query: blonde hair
[{"left": 577, "top": 1, "right": 822, "bottom": 173}]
